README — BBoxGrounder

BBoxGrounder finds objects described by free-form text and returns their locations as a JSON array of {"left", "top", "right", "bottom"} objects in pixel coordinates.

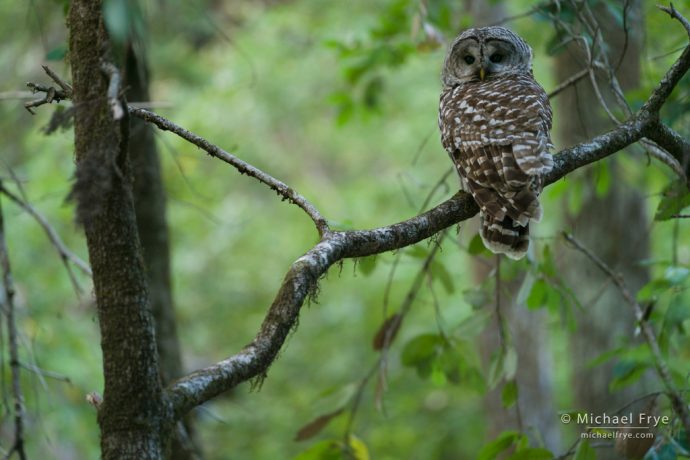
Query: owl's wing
[
  {"left": 486, "top": 75, "right": 554, "bottom": 177},
  {"left": 456, "top": 76, "right": 553, "bottom": 181}
]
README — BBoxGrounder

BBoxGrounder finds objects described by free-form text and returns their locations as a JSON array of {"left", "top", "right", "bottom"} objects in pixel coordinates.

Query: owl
[{"left": 439, "top": 27, "right": 553, "bottom": 260}]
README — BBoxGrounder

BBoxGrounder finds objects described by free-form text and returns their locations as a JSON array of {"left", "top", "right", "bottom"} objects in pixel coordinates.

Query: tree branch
[
  {"left": 0, "top": 191, "right": 27, "bottom": 460},
  {"left": 563, "top": 232, "right": 690, "bottom": 445},
  {"left": 644, "top": 121, "right": 690, "bottom": 178},
  {"left": 129, "top": 107, "right": 330, "bottom": 237},
  {"left": 164, "top": 5, "right": 690, "bottom": 420}
]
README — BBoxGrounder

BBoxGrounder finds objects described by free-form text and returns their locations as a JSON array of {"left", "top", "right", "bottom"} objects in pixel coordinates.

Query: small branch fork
[
  {"left": 563, "top": 233, "right": 690, "bottom": 445},
  {"left": 23, "top": 4, "right": 690, "bottom": 425},
  {"left": 24, "top": 65, "right": 72, "bottom": 115}
]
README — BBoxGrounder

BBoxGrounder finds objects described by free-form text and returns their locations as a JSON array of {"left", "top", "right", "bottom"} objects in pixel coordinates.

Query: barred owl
[{"left": 439, "top": 27, "right": 553, "bottom": 260}]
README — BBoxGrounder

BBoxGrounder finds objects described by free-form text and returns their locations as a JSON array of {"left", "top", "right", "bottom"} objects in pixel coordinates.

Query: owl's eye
[
  {"left": 489, "top": 53, "right": 504, "bottom": 63},
  {"left": 463, "top": 55, "right": 475, "bottom": 65}
]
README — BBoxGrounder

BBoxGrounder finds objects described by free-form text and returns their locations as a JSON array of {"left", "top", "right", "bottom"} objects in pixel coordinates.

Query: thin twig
[
  {"left": 494, "top": 255, "right": 507, "bottom": 350},
  {"left": 342, "top": 361, "right": 378, "bottom": 454},
  {"left": 42, "top": 65, "right": 72, "bottom": 94},
  {"left": 490, "top": 0, "right": 555, "bottom": 26},
  {"left": 659, "top": 3, "right": 690, "bottom": 37},
  {"left": 20, "top": 362, "right": 72, "bottom": 384},
  {"left": 0, "top": 193, "right": 27, "bottom": 460},
  {"left": 640, "top": 139, "right": 687, "bottom": 183},
  {"left": 345, "top": 231, "right": 446, "bottom": 443},
  {"left": 0, "top": 183, "right": 91, "bottom": 279},
  {"left": 547, "top": 68, "right": 589, "bottom": 99},
  {"left": 0, "top": 92, "right": 34, "bottom": 100},
  {"left": 614, "top": 0, "right": 632, "bottom": 74},
  {"left": 563, "top": 232, "right": 690, "bottom": 444},
  {"left": 129, "top": 107, "right": 330, "bottom": 236}
]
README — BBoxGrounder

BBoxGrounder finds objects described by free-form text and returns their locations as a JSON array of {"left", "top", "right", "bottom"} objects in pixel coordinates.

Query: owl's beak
[{"left": 479, "top": 67, "right": 486, "bottom": 81}]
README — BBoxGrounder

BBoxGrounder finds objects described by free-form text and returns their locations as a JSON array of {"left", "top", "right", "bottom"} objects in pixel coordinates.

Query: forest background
[{"left": 0, "top": 0, "right": 689, "bottom": 459}]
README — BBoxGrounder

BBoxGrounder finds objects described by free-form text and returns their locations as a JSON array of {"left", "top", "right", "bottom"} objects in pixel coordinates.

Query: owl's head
[{"left": 441, "top": 27, "right": 533, "bottom": 86}]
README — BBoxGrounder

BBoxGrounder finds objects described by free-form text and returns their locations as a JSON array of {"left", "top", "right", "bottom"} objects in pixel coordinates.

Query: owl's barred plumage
[{"left": 439, "top": 27, "right": 553, "bottom": 259}]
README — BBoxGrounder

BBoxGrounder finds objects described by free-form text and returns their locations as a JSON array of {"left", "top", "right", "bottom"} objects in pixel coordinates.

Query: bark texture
[{"left": 68, "top": 1, "right": 168, "bottom": 458}]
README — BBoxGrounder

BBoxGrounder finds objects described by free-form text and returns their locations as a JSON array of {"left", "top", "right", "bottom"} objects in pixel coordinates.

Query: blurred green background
[{"left": 0, "top": 0, "right": 689, "bottom": 459}]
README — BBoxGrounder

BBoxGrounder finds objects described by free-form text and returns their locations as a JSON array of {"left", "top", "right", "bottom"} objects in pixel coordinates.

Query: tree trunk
[
  {"left": 68, "top": 1, "right": 168, "bottom": 458},
  {"left": 124, "top": 46, "right": 198, "bottom": 460},
  {"left": 555, "top": 3, "right": 649, "bottom": 458}
]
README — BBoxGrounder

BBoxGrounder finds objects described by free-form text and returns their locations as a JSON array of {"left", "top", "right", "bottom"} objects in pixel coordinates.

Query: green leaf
[
  {"left": 487, "top": 351, "right": 503, "bottom": 390},
  {"left": 637, "top": 278, "right": 672, "bottom": 302},
  {"left": 655, "top": 180, "right": 690, "bottom": 221},
  {"left": 431, "top": 260, "right": 455, "bottom": 294},
  {"left": 664, "top": 266, "right": 689, "bottom": 286},
  {"left": 540, "top": 245, "right": 556, "bottom": 277},
  {"left": 526, "top": 278, "right": 547, "bottom": 309},
  {"left": 665, "top": 298, "right": 688, "bottom": 330},
  {"left": 357, "top": 256, "right": 377, "bottom": 276},
  {"left": 610, "top": 360, "right": 650, "bottom": 391},
  {"left": 401, "top": 334, "right": 443, "bottom": 379},
  {"left": 439, "top": 345, "right": 463, "bottom": 384},
  {"left": 574, "top": 439, "right": 596, "bottom": 460},
  {"left": 545, "top": 284, "right": 562, "bottom": 313},
  {"left": 362, "top": 76, "right": 384, "bottom": 109},
  {"left": 347, "top": 435, "right": 370, "bottom": 460},
  {"left": 587, "top": 347, "right": 624, "bottom": 369},
  {"left": 487, "top": 348, "right": 511, "bottom": 390},
  {"left": 478, "top": 431, "right": 520, "bottom": 460},
  {"left": 502, "top": 380, "right": 518, "bottom": 408}
]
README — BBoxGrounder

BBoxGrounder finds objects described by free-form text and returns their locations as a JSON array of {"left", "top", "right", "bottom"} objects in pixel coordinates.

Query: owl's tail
[{"left": 479, "top": 213, "right": 529, "bottom": 260}]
